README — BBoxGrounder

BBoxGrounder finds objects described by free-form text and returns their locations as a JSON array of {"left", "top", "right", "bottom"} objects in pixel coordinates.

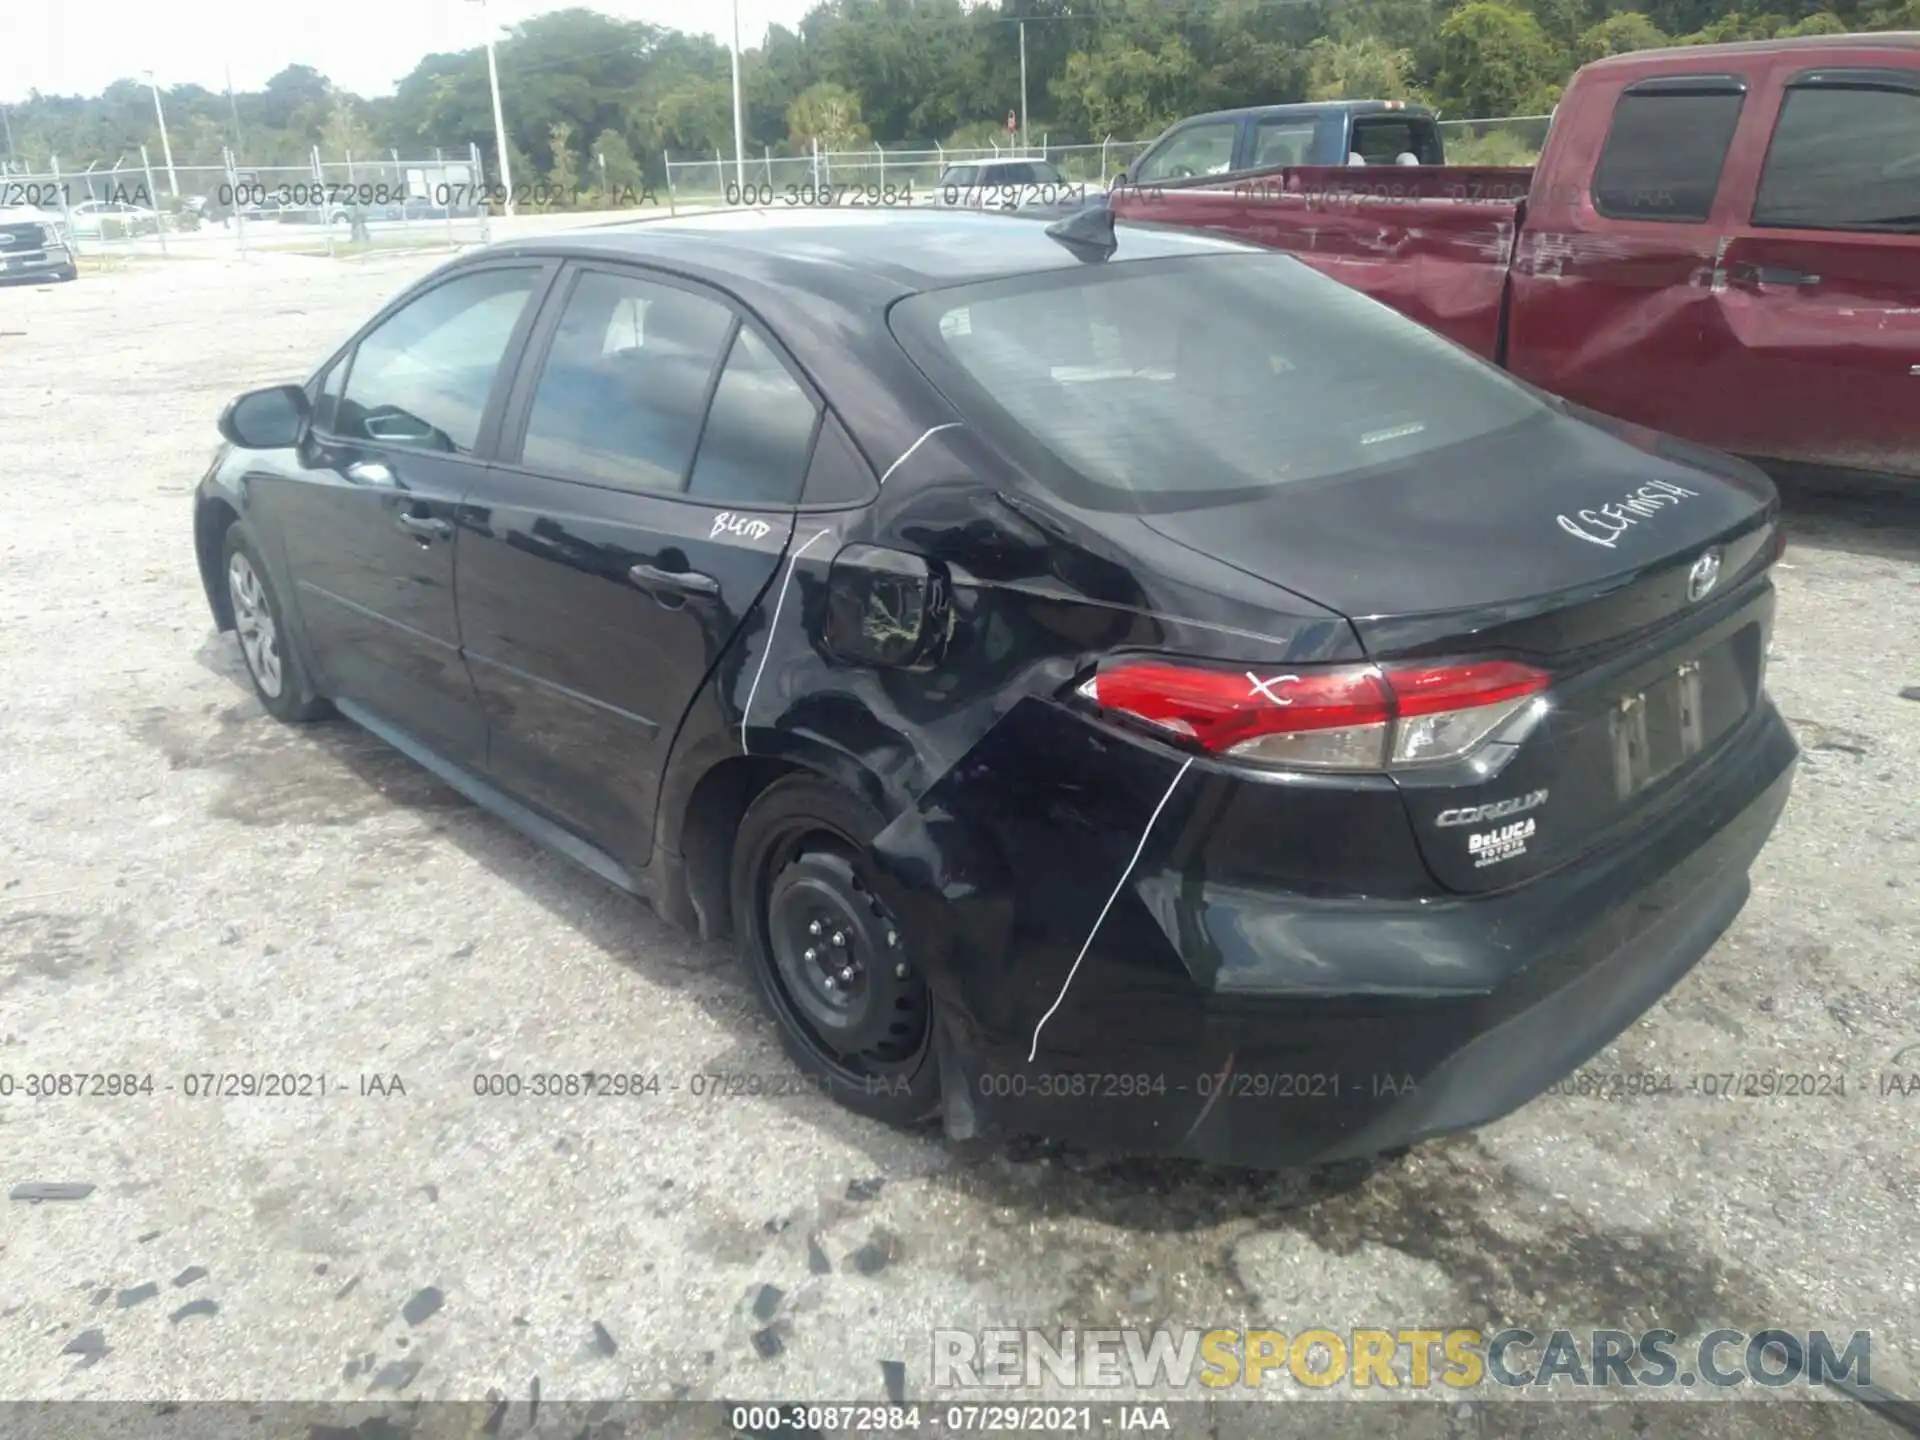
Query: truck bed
[{"left": 1112, "top": 165, "right": 1534, "bottom": 359}]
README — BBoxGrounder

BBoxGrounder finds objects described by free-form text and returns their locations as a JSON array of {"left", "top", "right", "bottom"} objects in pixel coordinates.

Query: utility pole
[
  {"left": 143, "top": 71, "right": 180, "bottom": 197},
  {"left": 470, "top": 0, "right": 515, "bottom": 215},
  {"left": 730, "top": 0, "right": 746, "bottom": 192},
  {"left": 225, "top": 64, "right": 243, "bottom": 153},
  {"left": 1018, "top": 21, "right": 1029, "bottom": 154}
]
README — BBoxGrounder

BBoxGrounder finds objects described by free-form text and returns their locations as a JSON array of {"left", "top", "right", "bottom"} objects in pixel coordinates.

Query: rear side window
[
  {"left": 334, "top": 266, "right": 538, "bottom": 453},
  {"left": 518, "top": 269, "right": 734, "bottom": 492},
  {"left": 1592, "top": 83, "right": 1746, "bottom": 221},
  {"left": 890, "top": 254, "right": 1544, "bottom": 513},
  {"left": 686, "top": 327, "right": 820, "bottom": 504},
  {"left": 1753, "top": 77, "right": 1920, "bottom": 231},
  {"left": 1252, "top": 119, "right": 1317, "bottom": 167}
]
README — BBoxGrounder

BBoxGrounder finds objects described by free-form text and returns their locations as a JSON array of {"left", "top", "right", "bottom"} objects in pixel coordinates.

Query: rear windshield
[{"left": 889, "top": 252, "right": 1544, "bottom": 512}]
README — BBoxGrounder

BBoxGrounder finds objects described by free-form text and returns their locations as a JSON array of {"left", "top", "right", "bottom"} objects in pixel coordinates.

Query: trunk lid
[{"left": 1141, "top": 409, "right": 1782, "bottom": 893}]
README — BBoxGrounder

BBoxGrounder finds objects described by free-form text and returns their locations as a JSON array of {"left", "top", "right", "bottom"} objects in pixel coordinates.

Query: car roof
[
  {"left": 1172, "top": 100, "right": 1437, "bottom": 127},
  {"left": 469, "top": 208, "right": 1267, "bottom": 493},
  {"left": 1580, "top": 29, "right": 1920, "bottom": 72},
  {"left": 488, "top": 207, "right": 1259, "bottom": 301}
]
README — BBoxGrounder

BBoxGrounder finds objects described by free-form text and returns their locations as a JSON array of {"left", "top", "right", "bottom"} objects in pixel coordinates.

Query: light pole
[
  {"left": 143, "top": 71, "right": 180, "bottom": 197},
  {"left": 729, "top": 0, "right": 746, "bottom": 193},
  {"left": 470, "top": 0, "right": 514, "bottom": 216},
  {"left": 1018, "top": 20, "right": 1029, "bottom": 154}
]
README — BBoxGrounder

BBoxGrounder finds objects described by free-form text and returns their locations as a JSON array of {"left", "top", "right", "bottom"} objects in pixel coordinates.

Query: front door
[
  {"left": 1132, "top": 118, "right": 1244, "bottom": 185},
  {"left": 269, "top": 262, "right": 549, "bottom": 764},
  {"left": 454, "top": 263, "right": 823, "bottom": 868}
]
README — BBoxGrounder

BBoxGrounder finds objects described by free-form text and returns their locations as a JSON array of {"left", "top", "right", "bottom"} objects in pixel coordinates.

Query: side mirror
[
  {"left": 218, "top": 383, "right": 310, "bottom": 450},
  {"left": 824, "top": 545, "right": 949, "bottom": 669}
]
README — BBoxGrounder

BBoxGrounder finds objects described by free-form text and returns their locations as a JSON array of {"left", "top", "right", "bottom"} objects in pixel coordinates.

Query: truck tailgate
[{"left": 1111, "top": 165, "right": 1532, "bottom": 359}]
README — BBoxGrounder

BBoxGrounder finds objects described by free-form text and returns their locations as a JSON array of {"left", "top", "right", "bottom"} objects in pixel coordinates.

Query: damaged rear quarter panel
[{"left": 714, "top": 421, "right": 1366, "bottom": 1062}]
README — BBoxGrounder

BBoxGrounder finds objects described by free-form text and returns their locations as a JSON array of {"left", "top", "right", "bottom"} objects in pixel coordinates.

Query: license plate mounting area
[{"left": 1611, "top": 660, "right": 1705, "bottom": 801}]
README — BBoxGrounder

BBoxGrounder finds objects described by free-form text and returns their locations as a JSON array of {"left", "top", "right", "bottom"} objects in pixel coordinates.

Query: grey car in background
[
  {"left": 0, "top": 207, "right": 78, "bottom": 282},
  {"left": 934, "top": 157, "right": 1086, "bottom": 210}
]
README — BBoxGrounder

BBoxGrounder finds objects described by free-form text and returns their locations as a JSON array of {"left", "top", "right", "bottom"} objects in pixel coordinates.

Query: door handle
[
  {"left": 628, "top": 562, "right": 719, "bottom": 599},
  {"left": 398, "top": 513, "right": 452, "bottom": 541},
  {"left": 346, "top": 460, "right": 396, "bottom": 487},
  {"left": 1732, "top": 263, "right": 1819, "bottom": 287}
]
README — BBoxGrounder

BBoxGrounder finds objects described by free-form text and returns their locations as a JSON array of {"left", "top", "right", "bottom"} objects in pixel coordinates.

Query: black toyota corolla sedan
[{"left": 192, "top": 205, "right": 1797, "bottom": 1169}]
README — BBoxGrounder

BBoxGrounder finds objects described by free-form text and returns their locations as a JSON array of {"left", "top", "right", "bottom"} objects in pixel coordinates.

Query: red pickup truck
[{"left": 1112, "top": 34, "right": 1920, "bottom": 480}]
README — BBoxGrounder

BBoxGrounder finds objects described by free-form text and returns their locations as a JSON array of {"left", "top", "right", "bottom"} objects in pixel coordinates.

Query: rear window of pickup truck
[{"left": 890, "top": 252, "right": 1545, "bottom": 513}]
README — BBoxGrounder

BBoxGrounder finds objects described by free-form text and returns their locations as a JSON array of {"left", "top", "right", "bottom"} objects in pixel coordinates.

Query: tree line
[{"left": 6, "top": 0, "right": 1917, "bottom": 186}]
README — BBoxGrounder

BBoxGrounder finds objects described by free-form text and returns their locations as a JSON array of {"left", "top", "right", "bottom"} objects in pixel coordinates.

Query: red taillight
[{"left": 1076, "top": 657, "right": 1550, "bottom": 772}]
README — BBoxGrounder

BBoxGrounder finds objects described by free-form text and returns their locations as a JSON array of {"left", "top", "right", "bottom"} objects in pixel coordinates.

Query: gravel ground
[{"left": 0, "top": 252, "right": 1915, "bottom": 1437}]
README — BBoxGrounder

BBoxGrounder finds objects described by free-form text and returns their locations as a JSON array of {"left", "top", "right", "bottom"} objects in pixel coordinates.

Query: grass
[{"left": 1443, "top": 133, "right": 1543, "bottom": 167}]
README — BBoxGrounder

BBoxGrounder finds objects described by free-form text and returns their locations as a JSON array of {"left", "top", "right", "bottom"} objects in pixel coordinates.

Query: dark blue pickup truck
[{"left": 1115, "top": 99, "right": 1446, "bottom": 185}]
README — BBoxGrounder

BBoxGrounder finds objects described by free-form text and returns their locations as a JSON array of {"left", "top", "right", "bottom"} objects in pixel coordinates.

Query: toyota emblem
[{"left": 1687, "top": 547, "right": 1723, "bottom": 602}]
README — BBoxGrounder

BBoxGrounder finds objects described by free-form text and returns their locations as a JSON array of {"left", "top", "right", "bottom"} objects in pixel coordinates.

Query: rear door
[
  {"left": 1505, "top": 72, "right": 1753, "bottom": 435},
  {"left": 1247, "top": 113, "right": 1319, "bottom": 170},
  {"left": 1708, "top": 60, "right": 1920, "bottom": 477},
  {"left": 454, "top": 262, "right": 817, "bottom": 869}
]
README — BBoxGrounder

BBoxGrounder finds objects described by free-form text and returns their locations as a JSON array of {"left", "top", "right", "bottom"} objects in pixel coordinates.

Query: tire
[
  {"left": 55, "top": 265, "right": 78, "bottom": 282},
  {"left": 220, "top": 523, "right": 330, "bottom": 723},
  {"left": 730, "top": 775, "right": 940, "bottom": 1126}
]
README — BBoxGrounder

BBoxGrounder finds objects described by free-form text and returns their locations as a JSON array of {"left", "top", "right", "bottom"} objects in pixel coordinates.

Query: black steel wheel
[{"left": 730, "top": 775, "right": 940, "bottom": 1125}]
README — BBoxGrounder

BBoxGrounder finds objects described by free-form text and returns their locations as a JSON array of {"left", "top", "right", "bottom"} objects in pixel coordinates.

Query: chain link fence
[
  {"left": 0, "top": 144, "right": 501, "bottom": 263},
  {"left": 661, "top": 118, "right": 1550, "bottom": 208},
  {"left": 6, "top": 115, "right": 1554, "bottom": 267},
  {"left": 664, "top": 137, "right": 1156, "bottom": 206}
]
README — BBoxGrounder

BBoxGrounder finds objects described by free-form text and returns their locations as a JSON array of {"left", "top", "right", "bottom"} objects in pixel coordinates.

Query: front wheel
[
  {"left": 730, "top": 776, "right": 940, "bottom": 1126},
  {"left": 222, "top": 523, "right": 329, "bottom": 723}
]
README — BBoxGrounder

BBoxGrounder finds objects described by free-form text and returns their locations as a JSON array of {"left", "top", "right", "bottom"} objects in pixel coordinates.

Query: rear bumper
[
  {"left": 877, "top": 695, "right": 1797, "bottom": 1169},
  {"left": 0, "top": 245, "right": 75, "bottom": 280}
]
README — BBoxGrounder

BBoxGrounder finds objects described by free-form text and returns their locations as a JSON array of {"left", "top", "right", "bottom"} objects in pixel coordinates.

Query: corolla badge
[
  {"left": 1687, "top": 546, "right": 1723, "bottom": 602},
  {"left": 1436, "top": 789, "right": 1548, "bottom": 827}
]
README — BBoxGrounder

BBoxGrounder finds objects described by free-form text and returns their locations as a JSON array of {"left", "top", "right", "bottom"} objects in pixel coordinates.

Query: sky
[{"left": 0, "top": 0, "right": 821, "bottom": 105}]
